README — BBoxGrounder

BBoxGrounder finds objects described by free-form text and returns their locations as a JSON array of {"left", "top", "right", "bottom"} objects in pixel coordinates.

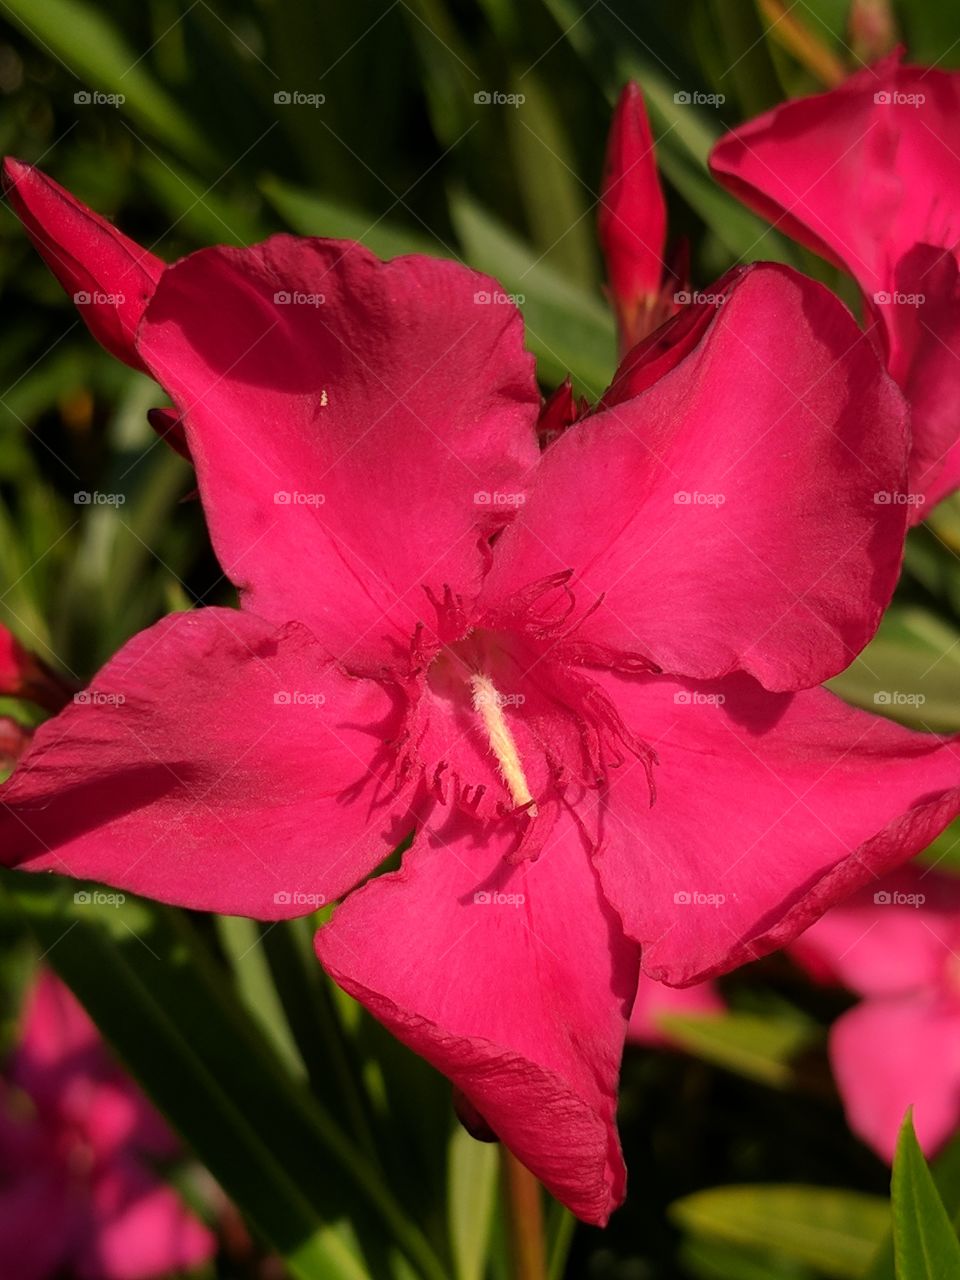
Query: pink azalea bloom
[
  {"left": 598, "top": 82, "right": 681, "bottom": 354},
  {"left": 0, "top": 970, "right": 214, "bottom": 1280},
  {"left": 710, "top": 51, "right": 960, "bottom": 515},
  {"left": 791, "top": 865, "right": 960, "bottom": 1162},
  {"left": 2, "top": 160, "right": 960, "bottom": 1224},
  {"left": 627, "top": 973, "right": 723, "bottom": 1048}
]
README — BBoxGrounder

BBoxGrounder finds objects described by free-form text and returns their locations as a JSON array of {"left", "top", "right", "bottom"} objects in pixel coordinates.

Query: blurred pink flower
[
  {"left": 711, "top": 51, "right": 960, "bottom": 515},
  {"left": 792, "top": 864, "right": 960, "bottom": 1161},
  {"left": 0, "top": 970, "right": 214, "bottom": 1280},
  {"left": 2, "top": 161, "right": 960, "bottom": 1222},
  {"left": 627, "top": 974, "right": 724, "bottom": 1048}
]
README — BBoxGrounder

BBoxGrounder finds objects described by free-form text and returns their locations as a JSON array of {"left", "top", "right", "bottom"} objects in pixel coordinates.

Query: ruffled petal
[
  {"left": 0, "top": 608, "right": 411, "bottom": 917},
  {"left": 588, "top": 670, "right": 960, "bottom": 984},
  {"left": 482, "top": 263, "right": 909, "bottom": 691},
  {"left": 135, "top": 238, "right": 541, "bottom": 670},
  {"left": 315, "top": 806, "right": 638, "bottom": 1224}
]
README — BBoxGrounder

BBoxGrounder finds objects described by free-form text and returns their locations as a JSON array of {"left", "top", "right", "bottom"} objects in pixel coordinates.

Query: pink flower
[
  {"left": 598, "top": 83, "right": 680, "bottom": 353},
  {"left": 710, "top": 51, "right": 960, "bottom": 515},
  {"left": 0, "top": 970, "right": 214, "bottom": 1280},
  {"left": 0, "top": 622, "right": 72, "bottom": 714},
  {"left": 2, "top": 160, "right": 960, "bottom": 1224},
  {"left": 791, "top": 865, "right": 960, "bottom": 1162},
  {"left": 627, "top": 974, "right": 723, "bottom": 1048}
]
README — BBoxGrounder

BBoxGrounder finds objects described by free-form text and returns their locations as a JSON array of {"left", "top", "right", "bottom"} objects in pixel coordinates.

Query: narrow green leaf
[
  {"left": 657, "top": 1010, "right": 821, "bottom": 1089},
  {"left": 447, "top": 1126, "right": 498, "bottom": 1280},
  {"left": 891, "top": 1112, "right": 960, "bottom": 1279},
  {"left": 1, "top": 0, "right": 213, "bottom": 167},
  {"left": 671, "top": 1184, "right": 889, "bottom": 1279}
]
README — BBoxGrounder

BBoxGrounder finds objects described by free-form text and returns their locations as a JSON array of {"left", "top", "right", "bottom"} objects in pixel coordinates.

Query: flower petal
[
  {"left": 482, "top": 263, "right": 909, "bottom": 691},
  {"left": 709, "top": 58, "right": 960, "bottom": 511},
  {"left": 829, "top": 997, "right": 960, "bottom": 1162},
  {"left": 790, "top": 864, "right": 960, "bottom": 998},
  {"left": 709, "top": 53, "right": 960, "bottom": 305},
  {"left": 315, "top": 806, "right": 638, "bottom": 1224},
  {"left": 135, "top": 238, "right": 541, "bottom": 670},
  {"left": 2, "top": 159, "right": 163, "bottom": 372},
  {"left": 0, "top": 608, "right": 411, "bottom": 918},
  {"left": 589, "top": 670, "right": 960, "bottom": 985}
]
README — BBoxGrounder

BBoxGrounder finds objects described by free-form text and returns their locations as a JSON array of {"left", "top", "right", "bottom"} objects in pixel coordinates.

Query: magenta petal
[
  {"left": 77, "top": 1160, "right": 214, "bottom": 1280},
  {"left": 790, "top": 864, "right": 960, "bottom": 998},
  {"left": 2, "top": 159, "right": 163, "bottom": 372},
  {"left": 830, "top": 997, "right": 960, "bottom": 1163},
  {"left": 0, "top": 608, "right": 411, "bottom": 917},
  {"left": 315, "top": 807, "right": 638, "bottom": 1224},
  {"left": 590, "top": 671, "right": 960, "bottom": 985},
  {"left": 482, "top": 263, "right": 909, "bottom": 691},
  {"left": 709, "top": 53, "right": 960, "bottom": 309},
  {"left": 884, "top": 245, "right": 960, "bottom": 512},
  {"left": 135, "top": 237, "right": 540, "bottom": 669}
]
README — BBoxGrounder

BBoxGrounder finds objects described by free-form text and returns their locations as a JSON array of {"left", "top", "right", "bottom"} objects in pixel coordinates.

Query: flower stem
[{"left": 501, "top": 1147, "right": 547, "bottom": 1280}]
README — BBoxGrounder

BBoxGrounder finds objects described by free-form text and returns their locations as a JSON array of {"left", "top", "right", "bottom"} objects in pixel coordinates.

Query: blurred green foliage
[{"left": 2, "top": 1, "right": 960, "bottom": 1278}]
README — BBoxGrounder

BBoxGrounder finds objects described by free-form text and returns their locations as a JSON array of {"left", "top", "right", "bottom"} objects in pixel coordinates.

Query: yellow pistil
[{"left": 469, "top": 672, "right": 538, "bottom": 818}]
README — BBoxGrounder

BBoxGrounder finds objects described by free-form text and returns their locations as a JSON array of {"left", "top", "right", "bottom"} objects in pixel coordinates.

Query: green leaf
[
  {"left": 449, "top": 192, "right": 615, "bottom": 393},
  {"left": 891, "top": 1112, "right": 960, "bottom": 1279},
  {"left": 1, "top": 0, "right": 213, "bottom": 168},
  {"left": 670, "top": 1184, "right": 890, "bottom": 1279},
  {"left": 657, "top": 1010, "right": 822, "bottom": 1089},
  {"left": 447, "top": 1125, "right": 498, "bottom": 1280},
  {"left": 261, "top": 175, "right": 445, "bottom": 258}
]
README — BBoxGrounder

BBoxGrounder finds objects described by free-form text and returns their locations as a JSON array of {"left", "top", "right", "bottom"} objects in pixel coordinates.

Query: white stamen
[{"left": 470, "top": 673, "right": 538, "bottom": 818}]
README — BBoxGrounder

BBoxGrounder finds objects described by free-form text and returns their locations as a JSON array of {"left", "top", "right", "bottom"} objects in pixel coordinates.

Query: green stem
[{"left": 501, "top": 1147, "right": 547, "bottom": 1280}]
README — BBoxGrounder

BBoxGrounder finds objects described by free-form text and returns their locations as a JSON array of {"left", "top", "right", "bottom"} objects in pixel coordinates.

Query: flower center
[{"left": 469, "top": 671, "right": 538, "bottom": 818}]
